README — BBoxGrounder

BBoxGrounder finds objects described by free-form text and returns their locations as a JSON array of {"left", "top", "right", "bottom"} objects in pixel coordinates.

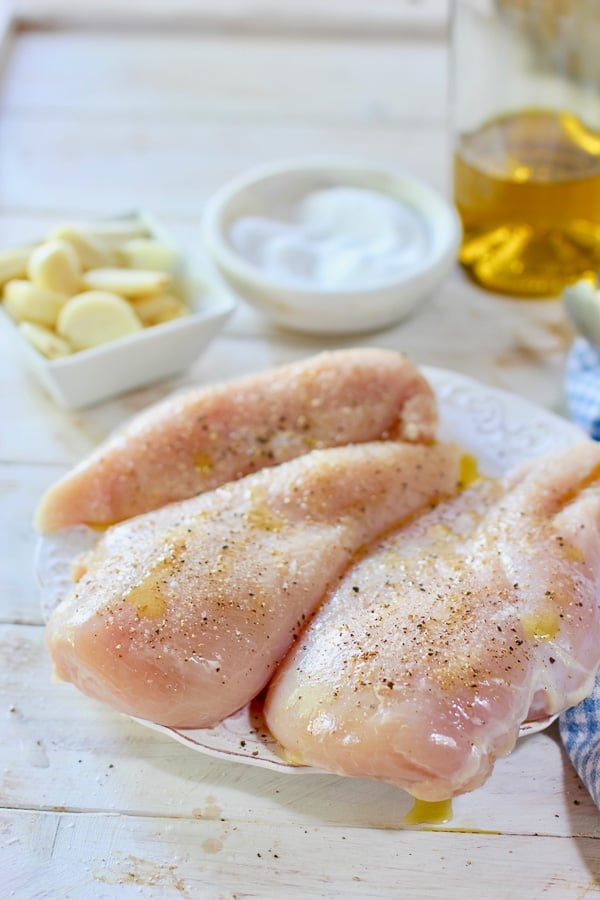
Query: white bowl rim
[{"left": 202, "top": 156, "right": 462, "bottom": 297}]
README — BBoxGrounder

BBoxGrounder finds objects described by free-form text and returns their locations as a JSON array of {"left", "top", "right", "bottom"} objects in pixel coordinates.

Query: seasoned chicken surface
[
  {"left": 264, "top": 441, "right": 600, "bottom": 801},
  {"left": 35, "top": 349, "right": 437, "bottom": 533},
  {"left": 46, "top": 442, "right": 460, "bottom": 728}
]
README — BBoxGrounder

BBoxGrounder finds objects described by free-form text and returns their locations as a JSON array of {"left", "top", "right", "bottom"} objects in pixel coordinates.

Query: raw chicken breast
[
  {"left": 264, "top": 441, "right": 600, "bottom": 801},
  {"left": 35, "top": 349, "right": 437, "bottom": 533},
  {"left": 46, "top": 441, "right": 460, "bottom": 728}
]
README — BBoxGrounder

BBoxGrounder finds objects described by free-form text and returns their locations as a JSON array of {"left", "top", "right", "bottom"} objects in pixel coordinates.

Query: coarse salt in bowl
[{"left": 202, "top": 158, "right": 461, "bottom": 335}]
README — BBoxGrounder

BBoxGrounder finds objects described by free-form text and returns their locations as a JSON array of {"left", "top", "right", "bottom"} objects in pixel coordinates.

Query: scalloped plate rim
[{"left": 36, "top": 365, "right": 586, "bottom": 774}]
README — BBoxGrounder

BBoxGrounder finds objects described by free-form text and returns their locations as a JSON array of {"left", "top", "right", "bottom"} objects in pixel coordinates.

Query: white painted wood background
[{"left": 1, "top": 2, "right": 598, "bottom": 897}]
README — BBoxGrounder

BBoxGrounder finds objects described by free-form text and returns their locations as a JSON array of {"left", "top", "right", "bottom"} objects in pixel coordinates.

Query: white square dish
[{"left": 0, "top": 213, "right": 236, "bottom": 409}]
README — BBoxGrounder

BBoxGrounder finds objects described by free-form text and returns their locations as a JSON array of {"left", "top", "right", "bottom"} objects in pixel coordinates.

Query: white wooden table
[{"left": 1, "top": 4, "right": 599, "bottom": 897}]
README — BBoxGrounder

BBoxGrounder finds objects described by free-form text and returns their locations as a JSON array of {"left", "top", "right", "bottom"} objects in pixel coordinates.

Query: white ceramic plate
[{"left": 36, "top": 366, "right": 586, "bottom": 773}]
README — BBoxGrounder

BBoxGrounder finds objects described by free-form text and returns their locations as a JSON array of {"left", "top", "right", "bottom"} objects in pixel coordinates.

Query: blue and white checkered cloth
[
  {"left": 559, "top": 336, "right": 600, "bottom": 807},
  {"left": 560, "top": 693, "right": 600, "bottom": 808},
  {"left": 564, "top": 337, "right": 600, "bottom": 440}
]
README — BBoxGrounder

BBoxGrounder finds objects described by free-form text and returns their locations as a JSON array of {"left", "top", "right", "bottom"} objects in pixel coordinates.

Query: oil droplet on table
[{"left": 403, "top": 798, "right": 453, "bottom": 826}]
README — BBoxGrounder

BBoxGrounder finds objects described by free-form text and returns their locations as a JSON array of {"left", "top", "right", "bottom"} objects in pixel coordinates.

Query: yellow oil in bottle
[{"left": 454, "top": 108, "right": 600, "bottom": 297}]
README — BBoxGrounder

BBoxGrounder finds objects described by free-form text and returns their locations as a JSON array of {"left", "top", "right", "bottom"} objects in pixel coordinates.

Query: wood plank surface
[
  {"left": 0, "top": 116, "right": 449, "bottom": 217},
  {"left": 13, "top": 0, "right": 449, "bottom": 38},
  {"left": 1, "top": 10, "right": 598, "bottom": 899},
  {"left": 2, "top": 31, "right": 448, "bottom": 124},
  {"left": 3, "top": 808, "right": 600, "bottom": 900}
]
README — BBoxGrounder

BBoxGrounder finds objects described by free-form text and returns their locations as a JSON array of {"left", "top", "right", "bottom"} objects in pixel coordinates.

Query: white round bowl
[{"left": 202, "top": 158, "right": 461, "bottom": 335}]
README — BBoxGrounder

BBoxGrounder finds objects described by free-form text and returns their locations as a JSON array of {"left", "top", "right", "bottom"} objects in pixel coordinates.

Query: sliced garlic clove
[
  {"left": 119, "top": 238, "right": 181, "bottom": 272},
  {"left": 57, "top": 290, "right": 143, "bottom": 350},
  {"left": 19, "top": 321, "right": 73, "bottom": 359},
  {"left": 28, "top": 239, "right": 82, "bottom": 295},
  {"left": 81, "top": 267, "right": 171, "bottom": 298},
  {"left": 0, "top": 247, "right": 31, "bottom": 286},
  {"left": 3, "top": 279, "right": 68, "bottom": 328},
  {"left": 48, "top": 225, "right": 118, "bottom": 270},
  {"left": 133, "top": 292, "right": 190, "bottom": 325},
  {"left": 71, "top": 219, "right": 150, "bottom": 245}
]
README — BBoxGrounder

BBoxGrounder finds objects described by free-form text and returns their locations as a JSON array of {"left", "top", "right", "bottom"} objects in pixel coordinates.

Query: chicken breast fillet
[
  {"left": 46, "top": 441, "right": 461, "bottom": 728},
  {"left": 264, "top": 441, "right": 600, "bottom": 801},
  {"left": 35, "top": 349, "right": 437, "bottom": 533}
]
